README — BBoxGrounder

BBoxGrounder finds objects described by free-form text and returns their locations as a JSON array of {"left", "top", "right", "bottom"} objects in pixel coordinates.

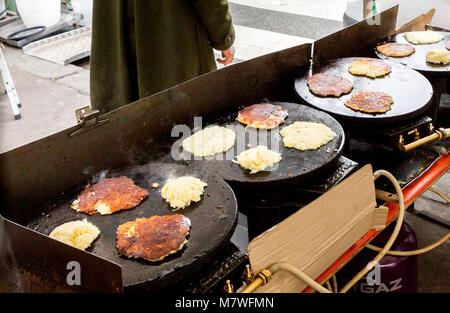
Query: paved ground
[
  {"left": 0, "top": 0, "right": 448, "bottom": 293},
  {"left": 0, "top": 47, "right": 89, "bottom": 152}
]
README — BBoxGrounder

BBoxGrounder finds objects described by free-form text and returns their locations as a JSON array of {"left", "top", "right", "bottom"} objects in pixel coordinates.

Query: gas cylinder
[{"left": 341, "top": 221, "right": 418, "bottom": 293}]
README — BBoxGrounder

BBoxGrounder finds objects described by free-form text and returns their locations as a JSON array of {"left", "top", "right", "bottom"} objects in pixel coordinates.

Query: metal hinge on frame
[{"left": 69, "top": 106, "right": 109, "bottom": 137}]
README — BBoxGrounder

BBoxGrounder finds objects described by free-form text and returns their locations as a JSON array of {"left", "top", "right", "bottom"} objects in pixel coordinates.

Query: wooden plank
[
  {"left": 303, "top": 151, "right": 450, "bottom": 293},
  {"left": 248, "top": 164, "right": 378, "bottom": 292},
  {"left": 391, "top": 9, "right": 435, "bottom": 35}
]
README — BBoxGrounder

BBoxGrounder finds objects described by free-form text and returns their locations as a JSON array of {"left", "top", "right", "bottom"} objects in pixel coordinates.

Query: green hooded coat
[{"left": 90, "top": 0, "right": 235, "bottom": 114}]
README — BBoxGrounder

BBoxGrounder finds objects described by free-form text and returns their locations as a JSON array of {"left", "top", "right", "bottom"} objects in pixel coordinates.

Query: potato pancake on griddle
[
  {"left": 116, "top": 215, "right": 191, "bottom": 262},
  {"left": 348, "top": 58, "right": 391, "bottom": 78},
  {"left": 72, "top": 176, "right": 149, "bottom": 215},
  {"left": 345, "top": 91, "right": 393, "bottom": 113},
  {"left": 426, "top": 49, "right": 450, "bottom": 65},
  {"left": 405, "top": 31, "right": 444, "bottom": 45},
  {"left": 237, "top": 103, "right": 288, "bottom": 129},
  {"left": 182, "top": 126, "right": 236, "bottom": 157},
  {"left": 234, "top": 145, "right": 281, "bottom": 174},
  {"left": 49, "top": 219, "right": 100, "bottom": 250},
  {"left": 161, "top": 176, "right": 207, "bottom": 210},
  {"left": 280, "top": 122, "right": 334, "bottom": 150},
  {"left": 376, "top": 43, "right": 415, "bottom": 57},
  {"left": 307, "top": 73, "right": 353, "bottom": 97}
]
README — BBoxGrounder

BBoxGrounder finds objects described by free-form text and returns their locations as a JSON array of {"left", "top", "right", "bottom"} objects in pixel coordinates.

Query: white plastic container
[
  {"left": 15, "top": 0, "right": 61, "bottom": 28},
  {"left": 344, "top": 0, "right": 450, "bottom": 30},
  {"left": 0, "top": 0, "right": 6, "bottom": 20},
  {"left": 71, "top": 0, "right": 93, "bottom": 26}
]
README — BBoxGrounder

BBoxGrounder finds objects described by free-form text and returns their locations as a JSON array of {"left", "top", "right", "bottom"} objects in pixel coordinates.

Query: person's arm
[
  {"left": 191, "top": 0, "right": 235, "bottom": 51},
  {"left": 216, "top": 45, "right": 235, "bottom": 66}
]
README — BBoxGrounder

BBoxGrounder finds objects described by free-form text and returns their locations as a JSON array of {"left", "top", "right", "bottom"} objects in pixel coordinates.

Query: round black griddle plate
[
  {"left": 29, "top": 163, "right": 238, "bottom": 288},
  {"left": 294, "top": 57, "right": 433, "bottom": 124},
  {"left": 183, "top": 102, "right": 345, "bottom": 185},
  {"left": 375, "top": 32, "right": 450, "bottom": 76}
]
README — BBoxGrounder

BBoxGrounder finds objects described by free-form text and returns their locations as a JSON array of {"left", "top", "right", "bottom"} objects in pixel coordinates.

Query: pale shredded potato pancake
[
  {"left": 182, "top": 126, "right": 236, "bottom": 157},
  {"left": 405, "top": 31, "right": 444, "bottom": 45},
  {"left": 161, "top": 176, "right": 207, "bottom": 210},
  {"left": 234, "top": 145, "right": 281, "bottom": 174},
  {"left": 280, "top": 122, "right": 334, "bottom": 150},
  {"left": 49, "top": 219, "right": 100, "bottom": 250},
  {"left": 426, "top": 49, "right": 450, "bottom": 65}
]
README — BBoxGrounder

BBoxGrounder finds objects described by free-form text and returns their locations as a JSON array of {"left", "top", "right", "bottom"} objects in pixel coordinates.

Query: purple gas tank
[{"left": 342, "top": 222, "right": 418, "bottom": 293}]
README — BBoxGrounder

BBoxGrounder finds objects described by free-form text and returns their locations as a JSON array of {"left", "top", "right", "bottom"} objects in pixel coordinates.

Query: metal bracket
[{"left": 69, "top": 106, "right": 109, "bottom": 137}]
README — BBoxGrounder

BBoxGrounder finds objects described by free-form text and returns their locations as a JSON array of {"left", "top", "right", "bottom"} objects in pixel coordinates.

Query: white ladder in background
[{"left": 0, "top": 43, "right": 21, "bottom": 119}]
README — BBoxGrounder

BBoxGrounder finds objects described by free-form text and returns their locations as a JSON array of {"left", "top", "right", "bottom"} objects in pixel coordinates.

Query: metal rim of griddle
[
  {"left": 183, "top": 102, "right": 345, "bottom": 186},
  {"left": 28, "top": 162, "right": 238, "bottom": 290},
  {"left": 375, "top": 31, "right": 450, "bottom": 76},
  {"left": 294, "top": 57, "right": 434, "bottom": 125}
]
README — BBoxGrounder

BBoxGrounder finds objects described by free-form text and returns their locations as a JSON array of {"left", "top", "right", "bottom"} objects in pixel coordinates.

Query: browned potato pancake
[
  {"left": 348, "top": 58, "right": 392, "bottom": 78},
  {"left": 72, "top": 176, "right": 149, "bottom": 215},
  {"left": 376, "top": 43, "right": 415, "bottom": 57},
  {"left": 307, "top": 73, "right": 353, "bottom": 97},
  {"left": 237, "top": 103, "right": 288, "bottom": 129},
  {"left": 446, "top": 41, "right": 450, "bottom": 51},
  {"left": 116, "top": 215, "right": 191, "bottom": 262},
  {"left": 345, "top": 91, "right": 393, "bottom": 113}
]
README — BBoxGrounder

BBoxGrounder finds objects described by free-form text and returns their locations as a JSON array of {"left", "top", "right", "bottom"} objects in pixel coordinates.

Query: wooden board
[
  {"left": 390, "top": 9, "right": 435, "bottom": 35},
  {"left": 248, "top": 164, "right": 380, "bottom": 293},
  {"left": 303, "top": 151, "right": 450, "bottom": 293}
]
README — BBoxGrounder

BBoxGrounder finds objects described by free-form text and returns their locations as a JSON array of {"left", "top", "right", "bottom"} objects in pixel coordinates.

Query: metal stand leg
[
  {"left": 0, "top": 44, "right": 21, "bottom": 119},
  {"left": 426, "top": 76, "right": 446, "bottom": 127}
]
